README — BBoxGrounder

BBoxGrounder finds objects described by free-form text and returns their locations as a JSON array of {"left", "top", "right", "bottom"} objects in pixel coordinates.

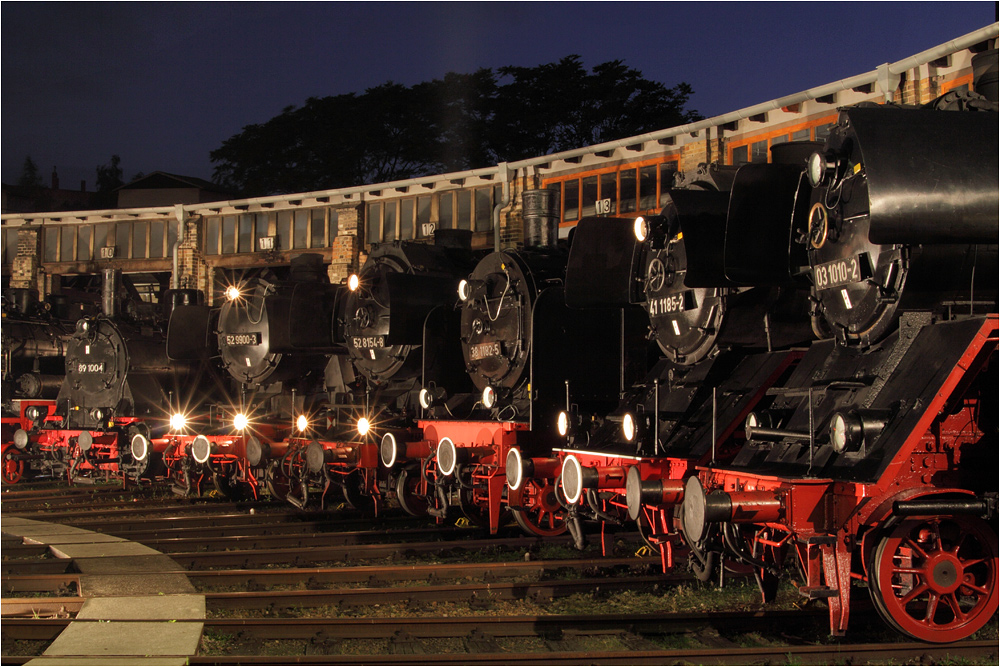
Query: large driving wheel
[
  {"left": 510, "top": 480, "right": 566, "bottom": 537},
  {"left": 2, "top": 444, "right": 25, "bottom": 484},
  {"left": 870, "top": 515, "right": 998, "bottom": 643},
  {"left": 341, "top": 471, "right": 376, "bottom": 514},
  {"left": 264, "top": 459, "right": 289, "bottom": 501},
  {"left": 395, "top": 466, "right": 429, "bottom": 517}
]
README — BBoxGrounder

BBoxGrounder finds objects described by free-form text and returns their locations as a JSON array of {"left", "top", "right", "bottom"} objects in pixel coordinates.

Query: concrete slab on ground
[
  {"left": 80, "top": 573, "right": 196, "bottom": 597},
  {"left": 42, "top": 620, "right": 203, "bottom": 657},
  {"left": 3, "top": 522, "right": 99, "bottom": 538},
  {"left": 48, "top": 542, "right": 161, "bottom": 559},
  {"left": 26, "top": 658, "right": 189, "bottom": 666},
  {"left": 24, "top": 533, "right": 126, "bottom": 545},
  {"left": 73, "top": 554, "right": 188, "bottom": 575},
  {"left": 76, "top": 594, "right": 205, "bottom": 620}
]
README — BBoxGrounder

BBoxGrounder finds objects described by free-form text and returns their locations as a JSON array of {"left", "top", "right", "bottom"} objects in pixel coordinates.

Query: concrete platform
[
  {"left": 75, "top": 595, "right": 205, "bottom": 620},
  {"left": 2, "top": 518, "right": 205, "bottom": 665},
  {"left": 43, "top": 621, "right": 202, "bottom": 657}
]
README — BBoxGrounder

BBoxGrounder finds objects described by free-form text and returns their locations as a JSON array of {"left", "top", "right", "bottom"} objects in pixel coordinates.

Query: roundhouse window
[{"left": 76, "top": 225, "right": 92, "bottom": 261}]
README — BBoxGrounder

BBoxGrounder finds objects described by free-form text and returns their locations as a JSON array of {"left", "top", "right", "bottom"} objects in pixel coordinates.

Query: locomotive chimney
[
  {"left": 971, "top": 48, "right": 998, "bottom": 103},
  {"left": 433, "top": 228, "right": 472, "bottom": 251},
  {"left": 101, "top": 268, "right": 122, "bottom": 318},
  {"left": 521, "top": 188, "right": 560, "bottom": 250}
]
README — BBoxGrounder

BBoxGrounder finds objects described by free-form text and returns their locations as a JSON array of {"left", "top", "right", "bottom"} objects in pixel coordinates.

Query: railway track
[
  {"left": 4, "top": 614, "right": 996, "bottom": 664},
  {"left": 4, "top": 484, "right": 997, "bottom": 664}
]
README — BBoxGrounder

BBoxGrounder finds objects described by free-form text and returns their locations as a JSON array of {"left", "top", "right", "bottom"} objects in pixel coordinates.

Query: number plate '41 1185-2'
[
  {"left": 648, "top": 290, "right": 697, "bottom": 317},
  {"left": 814, "top": 254, "right": 869, "bottom": 291}
]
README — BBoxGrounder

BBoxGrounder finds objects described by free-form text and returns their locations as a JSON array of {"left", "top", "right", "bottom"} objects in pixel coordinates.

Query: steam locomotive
[
  {"left": 379, "top": 191, "right": 647, "bottom": 534},
  {"left": 279, "top": 233, "right": 476, "bottom": 511},
  {"left": 157, "top": 254, "right": 340, "bottom": 498},
  {"left": 4, "top": 271, "right": 214, "bottom": 485},
  {"left": 669, "top": 100, "right": 998, "bottom": 643}
]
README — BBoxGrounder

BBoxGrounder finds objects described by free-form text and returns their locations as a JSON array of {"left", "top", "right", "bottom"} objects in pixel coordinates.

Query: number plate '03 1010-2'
[
  {"left": 225, "top": 332, "right": 262, "bottom": 346},
  {"left": 814, "top": 254, "right": 869, "bottom": 291},
  {"left": 469, "top": 341, "right": 501, "bottom": 361}
]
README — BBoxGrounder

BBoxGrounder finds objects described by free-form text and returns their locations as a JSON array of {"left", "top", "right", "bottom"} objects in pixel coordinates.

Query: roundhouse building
[{"left": 2, "top": 25, "right": 996, "bottom": 308}]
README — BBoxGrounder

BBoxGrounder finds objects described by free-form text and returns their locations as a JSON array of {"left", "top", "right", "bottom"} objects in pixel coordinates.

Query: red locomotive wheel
[
  {"left": 510, "top": 480, "right": 567, "bottom": 537},
  {"left": 2, "top": 444, "right": 25, "bottom": 484},
  {"left": 870, "top": 515, "right": 998, "bottom": 643}
]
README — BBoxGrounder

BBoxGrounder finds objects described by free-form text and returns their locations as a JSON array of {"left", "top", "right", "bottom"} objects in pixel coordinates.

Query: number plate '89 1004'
[{"left": 814, "top": 254, "right": 869, "bottom": 291}]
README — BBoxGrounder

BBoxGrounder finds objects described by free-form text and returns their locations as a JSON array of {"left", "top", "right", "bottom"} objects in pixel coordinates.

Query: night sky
[{"left": 2, "top": 2, "right": 995, "bottom": 192}]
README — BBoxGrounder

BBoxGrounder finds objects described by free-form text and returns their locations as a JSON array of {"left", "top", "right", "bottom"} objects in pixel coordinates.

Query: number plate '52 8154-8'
[{"left": 814, "top": 254, "right": 868, "bottom": 291}]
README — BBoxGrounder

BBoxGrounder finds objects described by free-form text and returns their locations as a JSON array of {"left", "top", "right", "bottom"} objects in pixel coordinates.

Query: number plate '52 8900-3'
[
  {"left": 814, "top": 254, "right": 868, "bottom": 291},
  {"left": 225, "top": 332, "right": 262, "bottom": 346}
]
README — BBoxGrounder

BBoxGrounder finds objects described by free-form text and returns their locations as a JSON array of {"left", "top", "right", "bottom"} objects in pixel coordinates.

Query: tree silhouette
[
  {"left": 17, "top": 156, "right": 44, "bottom": 188},
  {"left": 95, "top": 155, "right": 124, "bottom": 208},
  {"left": 211, "top": 58, "right": 700, "bottom": 197}
]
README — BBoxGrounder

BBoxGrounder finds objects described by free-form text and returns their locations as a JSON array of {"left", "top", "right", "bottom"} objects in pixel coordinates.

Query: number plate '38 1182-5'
[
  {"left": 469, "top": 341, "right": 501, "bottom": 361},
  {"left": 814, "top": 254, "right": 870, "bottom": 291}
]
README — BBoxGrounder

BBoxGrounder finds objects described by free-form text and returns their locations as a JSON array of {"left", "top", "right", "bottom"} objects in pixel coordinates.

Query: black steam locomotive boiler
[{"left": 678, "top": 98, "right": 998, "bottom": 642}]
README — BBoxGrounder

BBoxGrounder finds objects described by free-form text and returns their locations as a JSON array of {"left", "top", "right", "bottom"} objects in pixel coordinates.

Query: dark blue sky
[{"left": 2, "top": 2, "right": 994, "bottom": 192}]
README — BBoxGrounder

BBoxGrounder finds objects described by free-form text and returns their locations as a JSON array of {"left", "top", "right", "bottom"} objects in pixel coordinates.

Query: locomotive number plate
[
  {"left": 353, "top": 335, "right": 386, "bottom": 349},
  {"left": 77, "top": 362, "right": 106, "bottom": 373},
  {"left": 814, "top": 254, "right": 867, "bottom": 291},
  {"left": 648, "top": 290, "right": 697, "bottom": 317},
  {"left": 469, "top": 341, "right": 502, "bottom": 361},
  {"left": 225, "top": 332, "right": 262, "bottom": 346}
]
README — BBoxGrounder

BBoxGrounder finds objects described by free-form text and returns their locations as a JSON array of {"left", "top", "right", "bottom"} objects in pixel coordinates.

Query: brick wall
[
  {"left": 9, "top": 227, "right": 41, "bottom": 290},
  {"left": 329, "top": 205, "right": 363, "bottom": 284}
]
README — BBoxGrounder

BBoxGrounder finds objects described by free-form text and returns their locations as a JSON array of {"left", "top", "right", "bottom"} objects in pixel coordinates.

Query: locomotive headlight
[
  {"left": 348, "top": 274, "right": 360, "bottom": 292},
  {"left": 807, "top": 152, "right": 839, "bottom": 188},
  {"left": 90, "top": 408, "right": 104, "bottom": 422},
  {"left": 622, "top": 413, "right": 636, "bottom": 442},
  {"left": 357, "top": 417, "right": 371, "bottom": 437},
  {"left": 482, "top": 386, "right": 497, "bottom": 409},
  {"left": 296, "top": 415, "right": 309, "bottom": 433},
  {"left": 458, "top": 279, "right": 471, "bottom": 302},
  {"left": 829, "top": 410, "right": 865, "bottom": 453},
  {"left": 633, "top": 216, "right": 650, "bottom": 242},
  {"left": 170, "top": 413, "right": 187, "bottom": 431},
  {"left": 233, "top": 413, "right": 249, "bottom": 431},
  {"left": 225, "top": 285, "right": 241, "bottom": 301},
  {"left": 557, "top": 411, "right": 569, "bottom": 437},
  {"left": 807, "top": 152, "right": 825, "bottom": 187},
  {"left": 419, "top": 385, "right": 447, "bottom": 409},
  {"left": 25, "top": 405, "right": 45, "bottom": 423}
]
